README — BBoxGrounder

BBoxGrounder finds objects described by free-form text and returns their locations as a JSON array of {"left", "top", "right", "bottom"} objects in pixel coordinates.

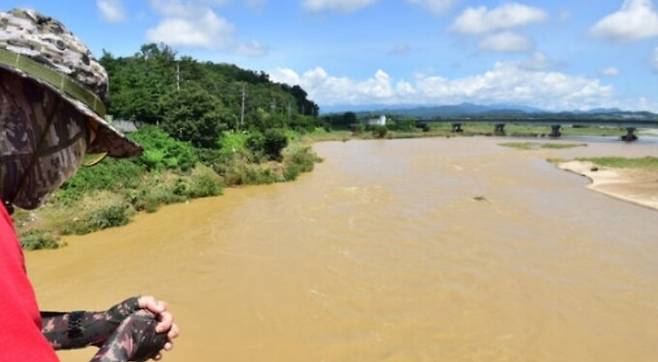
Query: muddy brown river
[{"left": 27, "top": 137, "right": 658, "bottom": 362}]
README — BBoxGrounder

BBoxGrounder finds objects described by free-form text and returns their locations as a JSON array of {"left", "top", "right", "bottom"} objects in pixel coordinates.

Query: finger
[
  {"left": 164, "top": 342, "right": 173, "bottom": 351},
  {"left": 153, "top": 353, "right": 162, "bottom": 361},
  {"left": 168, "top": 324, "right": 180, "bottom": 339},
  {"left": 140, "top": 296, "right": 168, "bottom": 315},
  {"left": 156, "top": 312, "right": 174, "bottom": 333},
  {"left": 139, "top": 296, "right": 163, "bottom": 312},
  {"left": 138, "top": 296, "right": 155, "bottom": 308}
]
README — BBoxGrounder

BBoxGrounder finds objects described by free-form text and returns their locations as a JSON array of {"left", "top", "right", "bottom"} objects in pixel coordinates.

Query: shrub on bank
[
  {"left": 371, "top": 125, "right": 388, "bottom": 139},
  {"left": 184, "top": 165, "right": 225, "bottom": 198},
  {"left": 282, "top": 144, "right": 322, "bottom": 181},
  {"left": 129, "top": 173, "right": 187, "bottom": 213},
  {"left": 61, "top": 193, "right": 134, "bottom": 236},
  {"left": 246, "top": 129, "right": 289, "bottom": 161},
  {"left": 19, "top": 230, "right": 60, "bottom": 250}
]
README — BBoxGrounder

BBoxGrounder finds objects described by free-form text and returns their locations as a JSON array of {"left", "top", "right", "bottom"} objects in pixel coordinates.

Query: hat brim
[{"left": 0, "top": 66, "right": 143, "bottom": 158}]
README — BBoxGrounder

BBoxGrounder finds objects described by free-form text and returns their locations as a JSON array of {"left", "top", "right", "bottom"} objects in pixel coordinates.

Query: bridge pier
[
  {"left": 621, "top": 127, "right": 638, "bottom": 142},
  {"left": 494, "top": 123, "right": 506, "bottom": 136},
  {"left": 452, "top": 123, "right": 463, "bottom": 133},
  {"left": 549, "top": 124, "right": 562, "bottom": 138}
]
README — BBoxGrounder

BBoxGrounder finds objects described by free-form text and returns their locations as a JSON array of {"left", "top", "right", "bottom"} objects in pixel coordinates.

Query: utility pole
[
  {"left": 176, "top": 63, "right": 180, "bottom": 92},
  {"left": 240, "top": 83, "right": 246, "bottom": 130}
]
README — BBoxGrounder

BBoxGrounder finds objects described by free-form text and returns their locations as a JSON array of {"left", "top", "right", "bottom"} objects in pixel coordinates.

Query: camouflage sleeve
[
  {"left": 41, "top": 297, "right": 141, "bottom": 350},
  {"left": 91, "top": 311, "right": 168, "bottom": 362}
]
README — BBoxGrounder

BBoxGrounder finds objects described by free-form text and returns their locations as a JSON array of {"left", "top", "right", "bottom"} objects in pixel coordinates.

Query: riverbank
[
  {"left": 15, "top": 127, "right": 321, "bottom": 250},
  {"left": 557, "top": 158, "right": 658, "bottom": 211}
]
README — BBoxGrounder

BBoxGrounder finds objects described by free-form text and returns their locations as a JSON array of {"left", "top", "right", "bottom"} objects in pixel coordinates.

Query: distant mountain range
[{"left": 320, "top": 103, "right": 658, "bottom": 122}]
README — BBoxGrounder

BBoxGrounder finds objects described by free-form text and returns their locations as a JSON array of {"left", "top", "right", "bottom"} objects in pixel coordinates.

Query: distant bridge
[{"left": 442, "top": 119, "right": 658, "bottom": 142}]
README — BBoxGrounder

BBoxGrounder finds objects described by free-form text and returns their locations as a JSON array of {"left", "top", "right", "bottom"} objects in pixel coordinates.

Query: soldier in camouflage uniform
[{"left": 0, "top": 9, "right": 179, "bottom": 361}]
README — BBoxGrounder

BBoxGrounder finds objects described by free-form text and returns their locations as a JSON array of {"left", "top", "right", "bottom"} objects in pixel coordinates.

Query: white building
[{"left": 366, "top": 115, "right": 387, "bottom": 126}]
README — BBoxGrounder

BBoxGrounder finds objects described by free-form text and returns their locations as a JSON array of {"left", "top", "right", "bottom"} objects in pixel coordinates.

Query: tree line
[{"left": 100, "top": 43, "right": 320, "bottom": 148}]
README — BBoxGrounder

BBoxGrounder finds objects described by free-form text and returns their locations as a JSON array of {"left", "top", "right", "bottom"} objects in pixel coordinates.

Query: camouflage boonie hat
[{"left": 0, "top": 8, "right": 141, "bottom": 158}]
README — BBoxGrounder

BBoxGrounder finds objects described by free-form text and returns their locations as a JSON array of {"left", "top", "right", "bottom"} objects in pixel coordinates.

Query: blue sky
[{"left": 5, "top": 0, "right": 658, "bottom": 111}]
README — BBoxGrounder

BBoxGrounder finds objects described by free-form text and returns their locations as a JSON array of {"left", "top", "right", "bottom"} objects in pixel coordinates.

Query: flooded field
[{"left": 28, "top": 137, "right": 658, "bottom": 362}]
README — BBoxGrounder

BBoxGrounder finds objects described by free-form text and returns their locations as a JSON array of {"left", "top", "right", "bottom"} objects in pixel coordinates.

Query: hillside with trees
[{"left": 101, "top": 43, "right": 319, "bottom": 147}]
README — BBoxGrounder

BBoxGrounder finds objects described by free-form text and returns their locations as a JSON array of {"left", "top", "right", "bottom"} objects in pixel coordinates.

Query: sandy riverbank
[{"left": 558, "top": 160, "right": 658, "bottom": 211}]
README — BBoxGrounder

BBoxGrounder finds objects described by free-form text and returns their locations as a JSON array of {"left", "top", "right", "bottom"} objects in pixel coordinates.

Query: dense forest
[{"left": 101, "top": 43, "right": 320, "bottom": 147}]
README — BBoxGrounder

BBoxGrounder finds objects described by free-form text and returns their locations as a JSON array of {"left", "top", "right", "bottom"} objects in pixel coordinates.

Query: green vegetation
[
  {"left": 575, "top": 157, "right": 658, "bottom": 171},
  {"left": 102, "top": 44, "right": 319, "bottom": 143},
  {"left": 499, "top": 142, "right": 587, "bottom": 150},
  {"left": 17, "top": 43, "right": 324, "bottom": 250},
  {"left": 17, "top": 127, "right": 321, "bottom": 248},
  {"left": 371, "top": 125, "right": 389, "bottom": 139},
  {"left": 18, "top": 230, "right": 60, "bottom": 251}
]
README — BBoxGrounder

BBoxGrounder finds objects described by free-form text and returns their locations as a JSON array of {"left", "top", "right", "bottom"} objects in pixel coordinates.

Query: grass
[
  {"left": 499, "top": 142, "right": 587, "bottom": 150},
  {"left": 575, "top": 157, "right": 658, "bottom": 171},
  {"left": 16, "top": 128, "right": 322, "bottom": 250}
]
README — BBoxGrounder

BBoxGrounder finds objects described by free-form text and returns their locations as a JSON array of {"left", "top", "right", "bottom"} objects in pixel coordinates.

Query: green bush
[
  {"left": 129, "top": 174, "right": 187, "bottom": 213},
  {"left": 130, "top": 127, "right": 198, "bottom": 171},
  {"left": 283, "top": 163, "right": 302, "bottom": 181},
  {"left": 371, "top": 125, "right": 388, "bottom": 139},
  {"left": 56, "top": 159, "right": 144, "bottom": 203},
  {"left": 62, "top": 199, "right": 134, "bottom": 235},
  {"left": 19, "top": 230, "right": 60, "bottom": 250},
  {"left": 187, "top": 165, "right": 224, "bottom": 198},
  {"left": 246, "top": 129, "right": 289, "bottom": 161},
  {"left": 282, "top": 145, "right": 322, "bottom": 181},
  {"left": 351, "top": 124, "right": 366, "bottom": 134}
]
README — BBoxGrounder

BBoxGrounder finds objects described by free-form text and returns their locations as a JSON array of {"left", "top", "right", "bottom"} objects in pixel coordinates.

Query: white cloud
[
  {"left": 302, "top": 0, "right": 377, "bottom": 13},
  {"left": 146, "top": 0, "right": 268, "bottom": 56},
  {"left": 591, "top": 0, "right": 658, "bottom": 41},
  {"left": 478, "top": 31, "right": 533, "bottom": 53},
  {"left": 269, "top": 62, "right": 614, "bottom": 111},
  {"left": 97, "top": 0, "right": 125, "bottom": 22},
  {"left": 452, "top": 2, "right": 548, "bottom": 34},
  {"left": 407, "top": 0, "right": 457, "bottom": 15},
  {"left": 146, "top": 9, "right": 235, "bottom": 48},
  {"left": 602, "top": 67, "right": 620, "bottom": 76}
]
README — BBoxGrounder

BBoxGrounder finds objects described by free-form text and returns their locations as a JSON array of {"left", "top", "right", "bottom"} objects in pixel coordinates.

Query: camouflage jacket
[{"left": 41, "top": 298, "right": 167, "bottom": 362}]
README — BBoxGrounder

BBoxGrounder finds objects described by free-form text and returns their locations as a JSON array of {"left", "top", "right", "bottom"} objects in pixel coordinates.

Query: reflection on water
[{"left": 28, "top": 137, "right": 658, "bottom": 362}]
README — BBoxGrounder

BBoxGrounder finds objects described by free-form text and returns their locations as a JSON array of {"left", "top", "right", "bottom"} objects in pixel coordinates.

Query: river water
[{"left": 27, "top": 137, "right": 658, "bottom": 362}]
